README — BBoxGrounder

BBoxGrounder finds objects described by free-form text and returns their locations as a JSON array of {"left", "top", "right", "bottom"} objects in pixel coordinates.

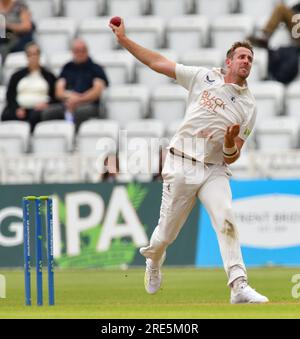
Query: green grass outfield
[{"left": 0, "top": 267, "right": 300, "bottom": 319}]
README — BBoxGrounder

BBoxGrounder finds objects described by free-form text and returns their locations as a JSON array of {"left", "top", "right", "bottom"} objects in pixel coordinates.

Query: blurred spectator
[
  {"left": 248, "top": 1, "right": 300, "bottom": 84},
  {"left": 248, "top": 1, "right": 300, "bottom": 48},
  {"left": 0, "top": 0, "right": 34, "bottom": 61},
  {"left": 1, "top": 42, "right": 56, "bottom": 131},
  {"left": 42, "top": 38, "right": 109, "bottom": 131},
  {"left": 102, "top": 154, "right": 119, "bottom": 182}
]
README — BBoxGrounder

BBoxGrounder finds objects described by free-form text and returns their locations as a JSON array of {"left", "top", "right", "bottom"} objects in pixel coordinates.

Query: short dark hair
[
  {"left": 25, "top": 42, "right": 41, "bottom": 54},
  {"left": 226, "top": 41, "right": 254, "bottom": 59}
]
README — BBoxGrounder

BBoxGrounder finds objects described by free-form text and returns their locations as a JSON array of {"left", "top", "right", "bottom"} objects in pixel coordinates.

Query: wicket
[{"left": 22, "top": 196, "right": 55, "bottom": 306}]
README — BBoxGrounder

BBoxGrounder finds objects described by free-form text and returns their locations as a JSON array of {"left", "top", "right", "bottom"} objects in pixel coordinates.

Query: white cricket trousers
[{"left": 140, "top": 152, "right": 247, "bottom": 286}]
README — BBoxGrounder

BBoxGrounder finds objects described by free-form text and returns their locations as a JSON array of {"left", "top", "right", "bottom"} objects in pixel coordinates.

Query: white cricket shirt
[{"left": 169, "top": 64, "right": 257, "bottom": 165}]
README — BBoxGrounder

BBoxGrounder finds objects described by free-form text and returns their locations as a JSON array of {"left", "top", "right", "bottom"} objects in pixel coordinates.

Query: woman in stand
[{"left": 1, "top": 42, "right": 57, "bottom": 131}]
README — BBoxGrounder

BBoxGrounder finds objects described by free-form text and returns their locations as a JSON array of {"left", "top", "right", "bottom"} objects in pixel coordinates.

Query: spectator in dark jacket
[
  {"left": 42, "top": 38, "right": 109, "bottom": 130},
  {"left": 1, "top": 42, "right": 56, "bottom": 131}
]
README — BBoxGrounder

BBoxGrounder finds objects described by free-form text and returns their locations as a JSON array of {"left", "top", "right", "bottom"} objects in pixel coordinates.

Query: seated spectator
[
  {"left": 248, "top": 1, "right": 300, "bottom": 48},
  {"left": 102, "top": 154, "right": 119, "bottom": 182},
  {"left": 42, "top": 38, "right": 109, "bottom": 131},
  {"left": 1, "top": 42, "right": 57, "bottom": 131},
  {"left": 0, "top": 0, "right": 34, "bottom": 61}
]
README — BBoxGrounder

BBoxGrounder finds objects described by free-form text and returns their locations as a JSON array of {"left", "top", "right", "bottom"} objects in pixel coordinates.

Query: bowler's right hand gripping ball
[{"left": 110, "top": 16, "right": 122, "bottom": 27}]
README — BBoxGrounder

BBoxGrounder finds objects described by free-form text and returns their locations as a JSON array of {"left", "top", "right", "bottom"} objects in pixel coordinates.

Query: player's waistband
[{"left": 169, "top": 147, "right": 215, "bottom": 166}]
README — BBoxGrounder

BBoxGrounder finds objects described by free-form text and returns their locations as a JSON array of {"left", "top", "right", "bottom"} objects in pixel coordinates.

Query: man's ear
[{"left": 225, "top": 57, "right": 231, "bottom": 68}]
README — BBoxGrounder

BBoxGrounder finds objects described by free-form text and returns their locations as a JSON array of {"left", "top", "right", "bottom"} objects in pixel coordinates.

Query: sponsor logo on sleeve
[{"left": 244, "top": 128, "right": 251, "bottom": 137}]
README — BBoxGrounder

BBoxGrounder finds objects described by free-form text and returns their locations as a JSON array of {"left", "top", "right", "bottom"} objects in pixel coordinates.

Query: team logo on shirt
[
  {"left": 205, "top": 75, "right": 215, "bottom": 84},
  {"left": 199, "top": 90, "right": 226, "bottom": 114},
  {"left": 243, "top": 128, "right": 252, "bottom": 137}
]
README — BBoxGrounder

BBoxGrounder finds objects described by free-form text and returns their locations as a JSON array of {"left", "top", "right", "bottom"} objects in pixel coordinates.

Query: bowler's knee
[{"left": 221, "top": 207, "right": 238, "bottom": 237}]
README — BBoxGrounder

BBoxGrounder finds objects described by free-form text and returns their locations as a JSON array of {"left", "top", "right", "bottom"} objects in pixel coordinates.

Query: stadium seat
[
  {"left": 255, "top": 117, "right": 299, "bottom": 151},
  {"left": 253, "top": 150, "right": 300, "bottom": 178},
  {"left": 2, "top": 52, "right": 47, "bottom": 85},
  {"left": 104, "top": 85, "right": 150, "bottom": 127},
  {"left": 151, "top": 85, "right": 187, "bottom": 125},
  {"left": 228, "top": 153, "right": 254, "bottom": 179},
  {"left": 36, "top": 17, "right": 77, "bottom": 55},
  {"left": 48, "top": 51, "right": 73, "bottom": 76},
  {"left": 107, "top": 0, "right": 150, "bottom": 17},
  {"left": 0, "top": 15, "right": 4, "bottom": 38},
  {"left": 247, "top": 48, "right": 268, "bottom": 82},
  {"left": 286, "top": 82, "right": 300, "bottom": 119},
  {"left": 180, "top": 48, "right": 223, "bottom": 69},
  {"left": 63, "top": 0, "right": 99, "bottom": 22},
  {"left": 125, "top": 119, "right": 165, "bottom": 139},
  {"left": 0, "top": 121, "right": 31, "bottom": 154},
  {"left": 53, "top": 0, "right": 62, "bottom": 15},
  {"left": 195, "top": 0, "right": 237, "bottom": 17},
  {"left": 239, "top": 0, "right": 276, "bottom": 17},
  {"left": 2, "top": 52, "right": 27, "bottom": 85},
  {"left": 211, "top": 15, "right": 254, "bottom": 55},
  {"left": 0, "top": 86, "right": 6, "bottom": 119},
  {"left": 151, "top": 0, "right": 192, "bottom": 18},
  {"left": 77, "top": 119, "right": 119, "bottom": 155},
  {"left": 26, "top": 0, "right": 56, "bottom": 21},
  {"left": 115, "top": 153, "right": 135, "bottom": 182},
  {"left": 97, "top": 0, "right": 106, "bottom": 15},
  {"left": 125, "top": 16, "right": 165, "bottom": 49},
  {"left": 250, "top": 81, "right": 285, "bottom": 123},
  {"left": 166, "top": 119, "right": 182, "bottom": 141},
  {"left": 78, "top": 17, "right": 117, "bottom": 53},
  {"left": 32, "top": 120, "right": 75, "bottom": 154},
  {"left": 119, "top": 119, "right": 164, "bottom": 182},
  {"left": 92, "top": 51, "right": 135, "bottom": 85},
  {"left": 135, "top": 49, "right": 178, "bottom": 89},
  {"left": 166, "top": 15, "right": 209, "bottom": 53},
  {"left": 118, "top": 142, "right": 159, "bottom": 182}
]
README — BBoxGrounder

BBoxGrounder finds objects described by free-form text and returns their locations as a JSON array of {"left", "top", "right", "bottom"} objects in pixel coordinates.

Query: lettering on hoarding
[
  {"left": 291, "top": 274, "right": 300, "bottom": 299},
  {"left": 0, "top": 275, "right": 6, "bottom": 298},
  {"left": 0, "top": 188, "right": 148, "bottom": 259}
]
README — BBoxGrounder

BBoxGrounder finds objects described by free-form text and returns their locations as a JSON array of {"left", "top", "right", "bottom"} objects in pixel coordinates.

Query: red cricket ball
[{"left": 110, "top": 16, "right": 122, "bottom": 27}]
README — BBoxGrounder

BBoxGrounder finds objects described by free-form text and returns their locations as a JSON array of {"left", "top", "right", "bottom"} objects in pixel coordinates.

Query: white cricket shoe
[
  {"left": 230, "top": 281, "right": 269, "bottom": 304},
  {"left": 144, "top": 262, "right": 162, "bottom": 294},
  {"left": 143, "top": 253, "right": 166, "bottom": 294}
]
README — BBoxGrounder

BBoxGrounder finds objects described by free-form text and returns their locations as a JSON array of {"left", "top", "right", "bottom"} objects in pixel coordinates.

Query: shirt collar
[{"left": 212, "top": 67, "right": 249, "bottom": 93}]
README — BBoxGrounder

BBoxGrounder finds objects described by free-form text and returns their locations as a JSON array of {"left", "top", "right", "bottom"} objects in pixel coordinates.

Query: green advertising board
[{"left": 0, "top": 182, "right": 199, "bottom": 268}]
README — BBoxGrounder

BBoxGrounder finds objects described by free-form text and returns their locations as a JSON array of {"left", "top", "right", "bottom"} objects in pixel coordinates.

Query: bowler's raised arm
[{"left": 109, "top": 17, "right": 176, "bottom": 79}]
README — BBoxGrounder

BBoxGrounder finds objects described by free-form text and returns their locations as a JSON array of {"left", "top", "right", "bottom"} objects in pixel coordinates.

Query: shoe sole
[{"left": 231, "top": 299, "right": 269, "bottom": 304}]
